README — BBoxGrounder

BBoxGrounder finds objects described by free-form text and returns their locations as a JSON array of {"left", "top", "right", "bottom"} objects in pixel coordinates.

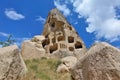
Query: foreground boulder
[
  {"left": 0, "top": 45, "right": 27, "bottom": 80},
  {"left": 57, "top": 56, "right": 77, "bottom": 73},
  {"left": 61, "top": 56, "right": 77, "bottom": 68},
  {"left": 57, "top": 64, "right": 69, "bottom": 73},
  {"left": 71, "top": 42, "right": 120, "bottom": 80}
]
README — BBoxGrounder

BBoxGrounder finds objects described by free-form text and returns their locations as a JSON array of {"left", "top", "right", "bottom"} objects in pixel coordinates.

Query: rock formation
[
  {"left": 18, "top": 8, "right": 120, "bottom": 80},
  {"left": 21, "top": 8, "right": 86, "bottom": 59},
  {"left": 57, "top": 56, "right": 77, "bottom": 73},
  {"left": 21, "top": 35, "right": 46, "bottom": 60},
  {"left": 57, "top": 64, "right": 69, "bottom": 73},
  {"left": 41, "top": 8, "right": 86, "bottom": 57},
  {"left": 0, "top": 45, "right": 27, "bottom": 80},
  {"left": 70, "top": 42, "right": 120, "bottom": 80}
]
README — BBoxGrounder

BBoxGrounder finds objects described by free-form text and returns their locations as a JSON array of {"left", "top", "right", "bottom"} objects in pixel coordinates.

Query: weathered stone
[
  {"left": 61, "top": 56, "right": 77, "bottom": 69},
  {"left": 0, "top": 45, "right": 27, "bottom": 80},
  {"left": 41, "top": 8, "right": 86, "bottom": 58},
  {"left": 21, "top": 40, "right": 45, "bottom": 60},
  {"left": 70, "top": 42, "right": 120, "bottom": 80},
  {"left": 56, "top": 64, "right": 69, "bottom": 73},
  {"left": 31, "top": 35, "right": 45, "bottom": 42},
  {"left": 21, "top": 8, "right": 86, "bottom": 59},
  {"left": 57, "top": 56, "right": 77, "bottom": 73},
  {"left": 50, "top": 50, "right": 74, "bottom": 58}
]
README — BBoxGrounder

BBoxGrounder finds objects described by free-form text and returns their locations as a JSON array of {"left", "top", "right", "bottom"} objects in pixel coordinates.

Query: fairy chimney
[{"left": 41, "top": 8, "right": 86, "bottom": 57}]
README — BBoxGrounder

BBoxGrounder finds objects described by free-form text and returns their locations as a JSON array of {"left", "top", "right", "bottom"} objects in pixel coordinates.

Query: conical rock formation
[
  {"left": 21, "top": 9, "right": 86, "bottom": 59},
  {"left": 21, "top": 8, "right": 86, "bottom": 59},
  {"left": 42, "top": 8, "right": 86, "bottom": 58}
]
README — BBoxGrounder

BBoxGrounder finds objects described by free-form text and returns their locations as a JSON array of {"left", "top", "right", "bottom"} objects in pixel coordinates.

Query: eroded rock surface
[
  {"left": 0, "top": 45, "right": 27, "bottom": 80},
  {"left": 21, "top": 37, "right": 46, "bottom": 60},
  {"left": 21, "top": 8, "right": 86, "bottom": 59},
  {"left": 70, "top": 42, "right": 120, "bottom": 80},
  {"left": 42, "top": 8, "right": 86, "bottom": 58},
  {"left": 57, "top": 56, "right": 77, "bottom": 73}
]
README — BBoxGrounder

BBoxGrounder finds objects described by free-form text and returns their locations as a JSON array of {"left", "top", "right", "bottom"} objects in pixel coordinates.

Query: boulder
[
  {"left": 57, "top": 56, "right": 77, "bottom": 73},
  {"left": 71, "top": 42, "right": 120, "bottom": 80},
  {"left": 0, "top": 45, "right": 27, "bottom": 80},
  {"left": 31, "top": 35, "right": 45, "bottom": 42},
  {"left": 21, "top": 40, "right": 45, "bottom": 60},
  {"left": 61, "top": 56, "right": 77, "bottom": 69},
  {"left": 56, "top": 64, "right": 69, "bottom": 73}
]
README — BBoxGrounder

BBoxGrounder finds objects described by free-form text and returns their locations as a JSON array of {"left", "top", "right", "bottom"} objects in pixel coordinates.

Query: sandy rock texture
[
  {"left": 0, "top": 45, "right": 27, "bottom": 80},
  {"left": 71, "top": 42, "right": 120, "bottom": 80}
]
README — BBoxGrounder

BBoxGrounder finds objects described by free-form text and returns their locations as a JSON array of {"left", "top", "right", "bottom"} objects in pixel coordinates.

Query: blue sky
[{"left": 0, "top": 0, "right": 120, "bottom": 48}]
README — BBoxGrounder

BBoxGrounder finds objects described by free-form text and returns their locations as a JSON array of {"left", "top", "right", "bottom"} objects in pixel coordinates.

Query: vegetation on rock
[
  {"left": 0, "top": 34, "right": 16, "bottom": 47},
  {"left": 21, "top": 58, "right": 70, "bottom": 80}
]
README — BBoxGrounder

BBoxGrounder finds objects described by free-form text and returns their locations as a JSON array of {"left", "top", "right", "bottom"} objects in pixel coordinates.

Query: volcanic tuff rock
[
  {"left": 0, "top": 45, "right": 27, "bottom": 80},
  {"left": 56, "top": 64, "right": 69, "bottom": 73},
  {"left": 42, "top": 8, "right": 86, "bottom": 57},
  {"left": 61, "top": 56, "right": 77, "bottom": 69},
  {"left": 70, "top": 42, "right": 120, "bottom": 80},
  {"left": 57, "top": 56, "right": 77, "bottom": 73},
  {"left": 21, "top": 8, "right": 86, "bottom": 59},
  {"left": 21, "top": 36, "right": 46, "bottom": 60}
]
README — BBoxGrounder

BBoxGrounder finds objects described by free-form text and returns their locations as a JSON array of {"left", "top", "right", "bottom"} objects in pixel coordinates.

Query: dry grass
[{"left": 21, "top": 57, "right": 71, "bottom": 80}]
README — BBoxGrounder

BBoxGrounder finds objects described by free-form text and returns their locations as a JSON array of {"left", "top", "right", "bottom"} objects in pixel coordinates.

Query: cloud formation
[
  {"left": 0, "top": 32, "right": 9, "bottom": 37},
  {"left": 5, "top": 9, "right": 25, "bottom": 20},
  {"left": 73, "top": 0, "right": 120, "bottom": 42},
  {"left": 54, "top": 0, "right": 71, "bottom": 16},
  {"left": 54, "top": 0, "right": 120, "bottom": 42},
  {"left": 36, "top": 16, "right": 45, "bottom": 24}
]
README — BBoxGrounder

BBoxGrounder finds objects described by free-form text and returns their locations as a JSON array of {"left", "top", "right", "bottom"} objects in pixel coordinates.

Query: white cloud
[
  {"left": 66, "top": 0, "right": 120, "bottom": 42},
  {"left": 54, "top": 0, "right": 71, "bottom": 16},
  {"left": 0, "top": 32, "right": 9, "bottom": 37},
  {"left": 94, "top": 40, "right": 101, "bottom": 43},
  {"left": 74, "top": 22, "right": 78, "bottom": 25},
  {"left": 5, "top": 9, "right": 25, "bottom": 20},
  {"left": 117, "top": 15, "right": 120, "bottom": 19},
  {"left": 36, "top": 16, "right": 45, "bottom": 24},
  {"left": 78, "top": 15, "right": 82, "bottom": 18}
]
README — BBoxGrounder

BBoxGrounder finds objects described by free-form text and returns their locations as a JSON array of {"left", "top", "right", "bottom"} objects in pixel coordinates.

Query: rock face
[
  {"left": 70, "top": 42, "right": 120, "bottom": 80},
  {"left": 21, "top": 8, "right": 86, "bottom": 59},
  {"left": 61, "top": 56, "right": 77, "bottom": 69},
  {"left": 0, "top": 45, "right": 27, "bottom": 80},
  {"left": 57, "top": 56, "right": 77, "bottom": 73},
  {"left": 56, "top": 64, "right": 69, "bottom": 73},
  {"left": 21, "top": 35, "right": 46, "bottom": 60},
  {"left": 41, "top": 8, "right": 86, "bottom": 57}
]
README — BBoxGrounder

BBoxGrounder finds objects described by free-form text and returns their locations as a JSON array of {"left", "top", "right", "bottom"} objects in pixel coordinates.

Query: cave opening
[
  {"left": 68, "top": 36, "right": 74, "bottom": 43},
  {"left": 58, "top": 36, "right": 65, "bottom": 42},
  {"left": 42, "top": 38, "right": 50, "bottom": 48},
  {"left": 69, "top": 47, "right": 74, "bottom": 51},
  {"left": 75, "top": 41, "right": 82, "bottom": 49},
  {"left": 51, "top": 22, "right": 55, "bottom": 28},
  {"left": 49, "top": 43, "right": 58, "bottom": 53}
]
